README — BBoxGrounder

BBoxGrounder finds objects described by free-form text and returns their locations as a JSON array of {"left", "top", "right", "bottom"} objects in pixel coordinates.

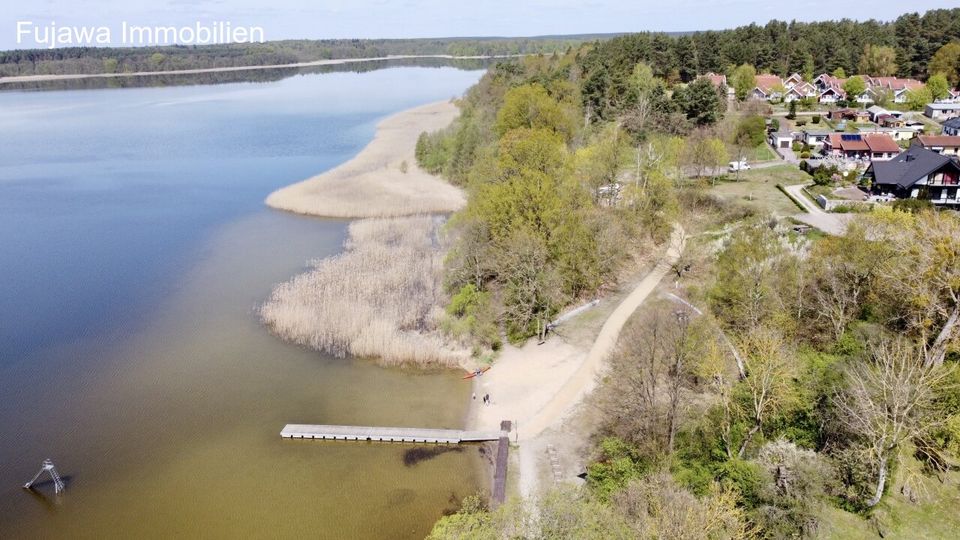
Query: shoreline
[
  {"left": 0, "top": 54, "right": 519, "bottom": 85},
  {"left": 265, "top": 100, "right": 465, "bottom": 218}
]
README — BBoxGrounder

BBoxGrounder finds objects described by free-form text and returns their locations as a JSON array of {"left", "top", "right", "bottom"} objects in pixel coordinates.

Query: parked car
[{"left": 728, "top": 160, "right": 751, "bottom": 172}]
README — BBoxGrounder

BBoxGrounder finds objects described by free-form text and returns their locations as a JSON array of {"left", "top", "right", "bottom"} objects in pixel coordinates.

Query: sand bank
[{"left": 265, "top": 100, "right": 465, "bottom": 218}]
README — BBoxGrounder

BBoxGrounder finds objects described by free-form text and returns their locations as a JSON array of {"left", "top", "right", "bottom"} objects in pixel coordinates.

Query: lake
[{"left": 0, "top": 64, "right": 486, "bottom": 538}]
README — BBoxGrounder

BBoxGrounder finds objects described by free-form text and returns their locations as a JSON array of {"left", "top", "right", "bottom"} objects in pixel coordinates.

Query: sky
[{"left": 3, "top": 0, "right": 958, "bottom": 50}]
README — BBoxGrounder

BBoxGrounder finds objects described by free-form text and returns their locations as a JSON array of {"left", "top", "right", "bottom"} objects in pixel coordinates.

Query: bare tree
[
  {"left": 736, "top": 326, "right": 796, "bottom": 458},
  {"left": 833, "top": 338, "right": 953, "bottom": 507},
  {"left": 599, "top": 303, "right": 699, "bottom": 455}
]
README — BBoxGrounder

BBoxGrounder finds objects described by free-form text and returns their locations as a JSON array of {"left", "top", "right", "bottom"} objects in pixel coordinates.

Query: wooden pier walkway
[
  {"left": 280, "top": 424, "right": 501, "bottom": 443},
  {"left": 281, "top": 422, "right": 513, "bottom": 506}
]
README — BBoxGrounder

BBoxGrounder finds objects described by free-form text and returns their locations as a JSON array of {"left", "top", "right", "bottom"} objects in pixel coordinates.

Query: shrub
[
  {"left": 892, "top": 198, "right": 933, "bottom": 213},
  {"left": 812, "top": 115, "right": 821, "bottom": 124},
  {"left": 796, "top": 119, "right": 807, "bottom": 127},
  {"left": 800, "top": 151, "right": 811, "bottom": 159},
  {"left": 791, "top": 141, "right": 803, "bottom": 152}
]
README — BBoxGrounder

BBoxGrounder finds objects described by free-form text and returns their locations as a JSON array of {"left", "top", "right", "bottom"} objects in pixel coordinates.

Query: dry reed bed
[
  {"left": 264, "top": 101, "right": 465, "bottom": 218},
  {"left": 260, "top": 216, "right": 468, "bottom": 367}
]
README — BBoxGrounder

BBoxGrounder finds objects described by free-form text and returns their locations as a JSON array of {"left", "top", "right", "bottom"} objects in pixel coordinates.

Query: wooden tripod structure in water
[{"left": 23, "top": 459, "right": 65, "bottom": 494}]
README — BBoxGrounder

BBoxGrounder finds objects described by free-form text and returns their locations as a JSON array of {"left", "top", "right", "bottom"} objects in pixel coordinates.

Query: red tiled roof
[
  {"left": 755, "top": 74, "right": 783, "bottom": 92},
  {"left": 864, "top": 134, "right": 901, "bottom": 153},
  {"left": 702, "top": 72, "right": 727, "bottom": 87},
  {"left": 917, "top": 135, "right": 960, "bottom": 148},
  {"left": 828, "top": 133, "right": 869, "bottom": 151}
]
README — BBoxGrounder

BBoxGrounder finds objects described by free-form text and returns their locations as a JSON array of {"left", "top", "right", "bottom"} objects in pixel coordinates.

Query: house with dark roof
[
  {"left": 866, "top": 146, "right": 960, "bottom": 206},
  {"left": 944, "top": 117, "right": 960, "bottom": 137},
  {"left": 913, "top": 135, "right": 960, "bottom": 157},
  {"left": 824, "top": 133, "right": 901, "bottom": 162}
]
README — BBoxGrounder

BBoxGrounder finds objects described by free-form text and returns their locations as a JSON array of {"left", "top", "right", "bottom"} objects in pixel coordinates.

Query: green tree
[
  {"left": 927, "top": 73, "right": 951, "bottom": 102},
  {"left": 858, "top": 44, "right": 897, "bottom": 76},
  {"left": 832, "top": 67, "right": 847, "bottom": 79},
  {"left": 787, "top": 99, "right": 797, "bottom": 120},
  {"left": 495, "top": 84, "right": 575, "bottom": 142},
  {"left": 842, "top": 75, "right": 867, "bottom": 101},
  {"left": 730, "top": 64, "right": 757, "bottom": 101},
  {"left": 905, "top": 86, "right": 933, "bottom": 111},
  {"left": 929, "top": 41, "right": 960, "bottom": 87},
  {"left": 673, "top": 78, "right": 725, "bottom": 125},
  {"left": 102, "top": 58, "right": 118, "bottom": 73},
  {"left": 735, "top": 115, "right": 766, "bottom": 148}
]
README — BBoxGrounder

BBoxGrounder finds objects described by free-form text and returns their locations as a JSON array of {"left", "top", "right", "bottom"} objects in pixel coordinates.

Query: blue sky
[{"left": 3, "top": 0, "right": 958, "bottom": 50}]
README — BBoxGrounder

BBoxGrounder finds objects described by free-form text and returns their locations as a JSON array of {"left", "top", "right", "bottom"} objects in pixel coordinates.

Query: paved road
[{"left": 783, "top": 183, "right": 851, "bottom": 235}]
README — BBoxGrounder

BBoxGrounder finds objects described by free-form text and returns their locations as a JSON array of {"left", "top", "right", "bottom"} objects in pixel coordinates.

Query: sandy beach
[
  {"left": 266, "top": 100, "right": 465, "bottom": 218},
  {"left": 262, "top": 100, "right": 469, "bottom": 366}
]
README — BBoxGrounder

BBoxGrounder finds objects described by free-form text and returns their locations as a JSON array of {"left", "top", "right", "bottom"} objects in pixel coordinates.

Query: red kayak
[{"left": 462, "top": 366, "right": 491, "bottom": 379}]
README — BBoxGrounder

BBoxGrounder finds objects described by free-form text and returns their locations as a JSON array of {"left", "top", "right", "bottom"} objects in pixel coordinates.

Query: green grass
[
  {"left": 710, "top": 165, "right": 811, "bottom": 216},
  {"left": 807, "top": 184, "right": 841, "bottom": 200},
  {"left": 819, "top": 457, "right": 960, "bottom": 540}
]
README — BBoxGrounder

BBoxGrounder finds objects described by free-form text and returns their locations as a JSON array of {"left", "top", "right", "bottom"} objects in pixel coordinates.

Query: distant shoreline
[{"left": 0, "top": 54, "right": 517, "bottom": 85}]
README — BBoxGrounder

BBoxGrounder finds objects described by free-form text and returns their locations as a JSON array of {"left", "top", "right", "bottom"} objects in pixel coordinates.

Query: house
[
  {"left": 913, "top": 135, "right": 960, "bottom": 157},
  {"left": 783, "top": 73, "right": 804, "bottom": 89},
  {"left": 769, "top": 131, "right": 795, "bottom": 150},
  {"left": 702, "top": 72, "right": 734, "bottom": 98},
  {"left": 925, "top": 102, "right": 960, "bottom": 121},
  {"left": 785, "top": 82, "right": 817, "bottom": 102},
  {"left": 876, "top": 114, "right": 906, "bottom": 128},
  {"left": 853, "top": 89, "right": 876, "bottom": 105},
  {"left": 751, "top": 74, "right": 785, "bottom": 101},
  {"left": 867, "top": 145, "right": 960, "bottom": 206},
  {"left": 795, "top": 130, "right": 831, "bottom": 148},
  {"left": 857, "top": 125, "right": 916, "bottom": 142},
  {"left": 943, "top": 117, "right": 960, "bottom": 136},
  {"left": 829, "top": 108, "right": 871, "bottom": 123},
  {"left": 824, "top": 133, "right": 901, "bottom": 161},
  {"left": 867, "top": 105, "right": 903, "bottom": 123},
  {"left": 814, "top": 73, "right": 845, "bottom": 91},
  {"left": 818, "top": 86, "right": 845, "bottom": 104},
  {"left": 870, "top": 77, "right": 924, "bottom": 103}
]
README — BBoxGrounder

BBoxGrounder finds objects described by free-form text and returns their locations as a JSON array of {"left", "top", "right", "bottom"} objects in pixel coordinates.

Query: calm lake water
[{"left": 0, "top": 66, "right": 485, "bottom": 538}]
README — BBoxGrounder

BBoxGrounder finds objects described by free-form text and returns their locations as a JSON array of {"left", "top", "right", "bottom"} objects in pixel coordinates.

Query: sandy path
[
  {"left": 266, "top": 101, "right": 466, "bottom": 218},
  {"left": 469, "top": 225, "right": 686, "bottom": 440},
  {"left": 0, "top": 54, "right": 519, "bottom": 84}
]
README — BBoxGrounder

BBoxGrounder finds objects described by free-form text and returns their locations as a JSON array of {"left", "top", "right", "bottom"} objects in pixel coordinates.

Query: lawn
[
  {"left": 819, "top": 454, "right": 960, "bottom": 540},
  {"left": 709, "top": 164, "right": 811, "bottom": 216}
]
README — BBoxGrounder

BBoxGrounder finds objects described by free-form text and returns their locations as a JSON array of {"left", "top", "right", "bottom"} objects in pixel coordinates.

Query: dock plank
[{"left": 281, "top": 424, "right": 500, "bottom": 443}]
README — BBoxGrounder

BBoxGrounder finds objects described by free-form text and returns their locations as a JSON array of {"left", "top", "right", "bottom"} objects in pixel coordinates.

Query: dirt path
[
  {"left": 783, "top": 183, "right": 851, "bottom": 235},
  {"left": 518, "top": 225, "right": 686, "bottom": 439}
]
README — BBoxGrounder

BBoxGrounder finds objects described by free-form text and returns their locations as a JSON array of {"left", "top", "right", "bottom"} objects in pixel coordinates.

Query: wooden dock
[
  {"left": 280, "top": 424, "right": 501, "bottom": 443},
  {"left": 491, "top": 420, "right": 511, "bottom": 507}
]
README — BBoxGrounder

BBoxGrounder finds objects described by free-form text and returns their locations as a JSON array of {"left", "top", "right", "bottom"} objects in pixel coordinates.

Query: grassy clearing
[
  {"left": 709, "top": 165, "right": 811, "bottom": 216},
  {"left": 819, "top": 454, "right": 960, "bottom": 539},
  {"left": 260, "top": 216, "right": 468, "bottom": 367}
]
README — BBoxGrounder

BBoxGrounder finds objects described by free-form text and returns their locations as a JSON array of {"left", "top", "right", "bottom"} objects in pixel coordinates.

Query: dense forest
[
  {"left": 0, "top": 57, "right": 494, "bottom": 92},
  {"left": 415, "top": 14, "right": 960, "bottom": 539},
  {"left": 0, "top": 36, "right": 603, "bottom": 77}
]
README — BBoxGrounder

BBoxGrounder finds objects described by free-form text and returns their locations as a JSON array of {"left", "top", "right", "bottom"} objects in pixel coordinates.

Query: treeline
[
  {"left": 580, "top": 8, "right": 960, "bottom": 118},
  {"left": 0, "top": 57, "right": 494, "bottom": 92},
  {"left": 0, "top": 36, "right": 594, "bottom": 77}
]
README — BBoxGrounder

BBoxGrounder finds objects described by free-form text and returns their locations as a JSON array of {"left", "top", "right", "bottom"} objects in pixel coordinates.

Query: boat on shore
[{"left": 462, "top": 366, "right": 490, "bottom": 379}]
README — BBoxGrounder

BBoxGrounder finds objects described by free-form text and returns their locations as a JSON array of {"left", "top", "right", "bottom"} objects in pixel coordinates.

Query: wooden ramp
[{"left": 281, "top": 424, "right": 501, "bottom": 443}]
